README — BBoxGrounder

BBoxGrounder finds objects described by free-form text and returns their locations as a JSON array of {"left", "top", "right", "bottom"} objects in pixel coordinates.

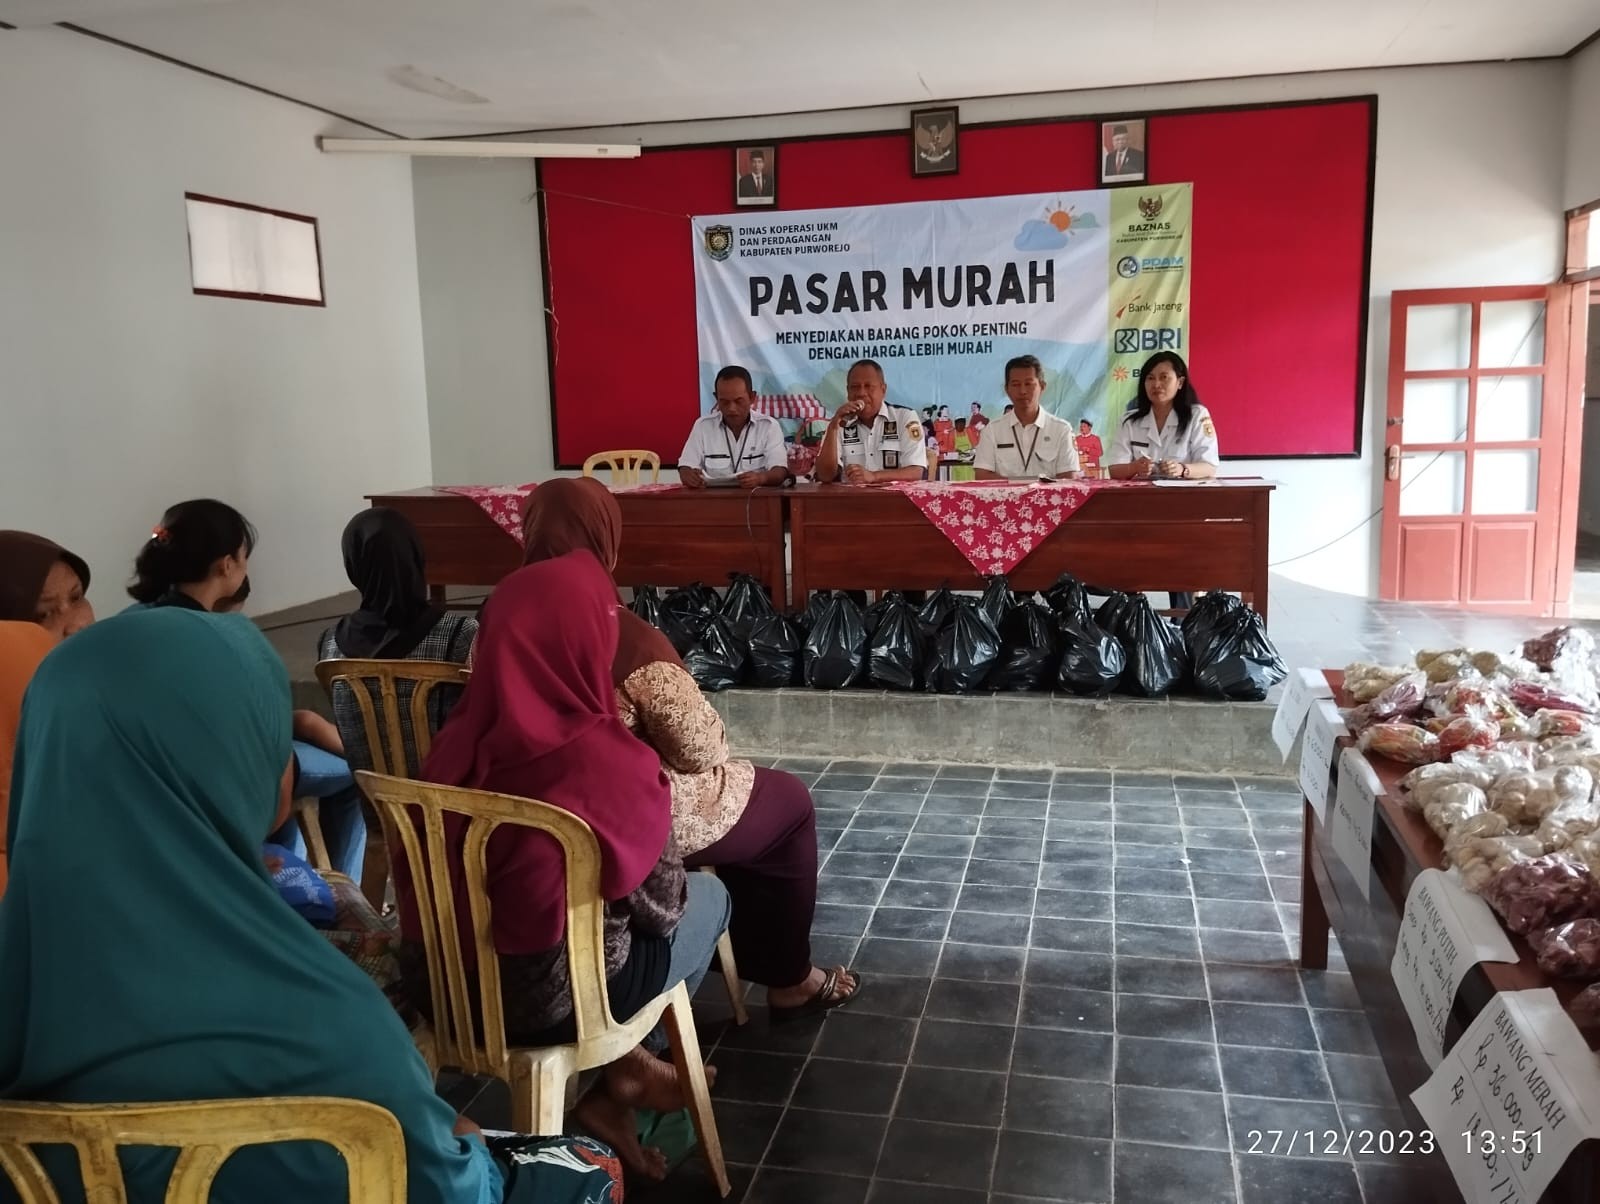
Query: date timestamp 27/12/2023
[{"left": 1246, "top": 1129, "right": 1545, "bottom": 1157}]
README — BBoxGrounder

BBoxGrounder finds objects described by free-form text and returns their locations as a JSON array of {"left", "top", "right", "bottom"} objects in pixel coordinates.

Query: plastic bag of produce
[
  {"left": 797, "top": 590, "right": 831, "bottom": 634},
  {"left": 1487, "top": 766, "right": 1595, "bottom": 825},
  {"left": 923, "top": 597, "right": 1001, "bottom": 694},
  {"left": 1343, "top": 661, "right": 1414, "bottom": 703},
  {"left": 867, "top": 592, "right": 926, "bottom": 691},
  {"left": 917, "top": 586, "right": 957, "bottom": 633},
  {"left": 1573, "top": 983, "right": 1600, "bottom": 1030},
  {"left": 720, "top": 572, "right": 777, "bottom": 639},
  {"left": 1357, "top": 723, "right": 1440, "bottom": 766},
  {"left": 1112, "top": 594, "right": 1187, "bottom": 697},
  {"left": 978, "top": 576, "right": 1013, "bottom": 630},
  {"left": 1179, "top": 590, "right": 1244, "bottom": 647},
  {"left": 684, "top": 615, "right": 747, "bottom": 692},
  {"left": 748, "top": 614, "right": 802, "bottom": 688},
  {"left": 1481, "top": 854, "right": 1600, "bottom": 934},
  {"left": 1508, "top": 679, "right": 1594, "bottom": 716},
  {"left": 986, "top": 598, "right": 1058, "bottom": 692},
  {"left": 1436, "top": 715, "right": 1500, "bottom": 757},
  {"left": 1043, "top": 573, "right": 1091, "bottom": 621},
  {"left": 1190, "top": 606, "right": 1286, "bottom": 701},
  {"left": 1095, "top": 590, "right": 1135, "bottom": 638},
  {"left": 630, "top": 584, "right": 693, "bottom": 655},
  {"left": 1056, "top": 611, "right": 1125, "bottom": 696},
  {"left": 1528, "top": 919, "right": 1600, "bottom": 979},
  {"left": 1344, "top": 670, "right": 1429, "bottom": 733},
  {"left": 803, "top": 592, "right": 867, "bottom": 689}
]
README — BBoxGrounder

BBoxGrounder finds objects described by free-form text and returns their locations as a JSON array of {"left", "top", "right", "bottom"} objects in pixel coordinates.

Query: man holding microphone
[{"left": 812, "top": 359, "right": 929, "bottom": 484}]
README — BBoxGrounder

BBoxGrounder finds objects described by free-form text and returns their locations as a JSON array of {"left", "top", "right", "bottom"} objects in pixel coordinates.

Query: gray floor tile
[
  {"left": 853, "top": 937, "right": 943, "bottom": 976},
  {"left": 746, "top": 1169, "right": 871, "bottom": 1204},
  {"left": 868, "top": 907, "right": 951, "bottom": 942},
  {"left": 875, "top": 1118, "right": 998, "bottom": 1193},
  {"left": 1030, "top": 917, "right": 1113, "bottom": 954},
  {"left": 1311, "top": 1008, "right": 1380, "bottom": 1055},
  {"left": 1041, "top": 840, "right": 1112, "bottom": 867},
  {"left": 1323, "top": 1052, "right": 1399, "bottom": 1107},
  {"left": 1116, "top": 803, "right": 1182, "bottom": 826},
  {"left": 849, "top": 973, "right": 932, "bottom": 1019},
  {"left": 964, "top": 858, "right": 1038, "bottom": 887},
  {"left": 814, "top": 1012, "right": 918, "bottom": 1064},
  {"left": 1003, "top": 1075, "right": 1113, "bottom": 1139},
  {"left": 995, "top": 766, "right": 1056, "bottom": 783},
  {"left": 1116, "top": 772, "right": 1176, "bottom": 788},
  {"left": 985, "top": 796, "right": 1050, "bottom": 818},
  {"left": 1200, "top": 926, "right": 1291, "bottom": 966},
  {"left": 816, "top": 774, "right": 880, "bottom": 792},
  {"left": 956, "top": 883, "right": 1035, "bottom": 914},
  {"left": 1024, "top": 949, "right": 1114, "bottom": 994},
  {"left": 830, "top": 760, "right": 888, "bottom": 775},
  {"left": 813, "top": 903, "right": 874, "bottom": 937},
  {"left": 1116, "top": 955, "right": 1210, "bottom": 999},
  {"left": 1191, "top": 871, "right": 1275, "bottom": 901},
  {"left": 895, "top": 1065, "right": 1007, "bottom": 1127},
  {"left": 859, "top": 792, "right": 927, "bottom": 815},
  {"left": 1115, "top": 1084, "right": 1231, "bottom": 1149},
  {"left": 878, "top": 879, "right": 959, "bottom": 911},
  {"left": 765, "top": 1107, "right": 886, "bottom": 1177},
  {"left": 1113, "top": 866, "right": 1191, "bottom": 896},
  {"left": 938, "top": 764, "right": 996, "bottom": 781},
  {"left": 1116, "top": 1037, "right": 1224, "bottom": 1091},
  {"left": 837, "top": 829, "right": 909, "bottom": 856},
  {"left": 978, "top": 815, "right": 1048, "bottom": 839},
  {"left": 819, "top": 876, "right": 889, "bottom": 907},
  {"left": 1019, "top": 984, "right": 1116, "bottom": 1033},
  {"left": 1299, "top": 970, "right": 1362, "bottom": 1011},
  {"left": 1114, "top": 923, "right": 1202, "bottom": 960},
  {"left": 867, "top": 1182, "right": 986, "bottom": 1204},
  {"left": 903, "top": 834, "right": 976, "bottom": 858},
  {"left": 1112, "top": 842, "right": 1192, "bottom": 870},
  {"left": 1037, "top": 862, "right": 1113, "bottom": 893},
  {"left": 1117, "top": 994, "right": 1216, "bottom": 1042},
  {"left": 1053, "top": 769, "right": 1112, "bottom": 787},
  {"left": 709, "top": 1049, "right": 807, "bottom": 1105},
  {"left": 989, "top": 781, "right": 1051, "bottom": 801},
  {"left": 1238, "top": 1156, "right": 1362, "bottom": 1204},
  {"left": 1218, "top": 1046, "right": 1332, "bottom": 1100},
  {"left": 1047, "top": 800, "right": 1114, "bottom": 823},
  {"left": 1186, "top": 847, "right": 1266, "bottom": 875},
  {"left": 1207, "top": 964, "right": 1307, "bottom": 1005},
  {"left": 1114, "top": 822, "right": 1186, "bottom": 846},
  {"left": 1212, "top": 1002, "right": 1319, "bottom": 1050},
  {"left": 948, "top": 910, "right": 1032, "bottom": 947},
  {"left": 1114, "top": 1140, "right": 1235, "bottom": 1204},
  {"left": 1035, "top": 888, "right": 1114, "bottom": 921},
  {"left": 910, "top": 1019, "right": 1015, "bottom": 1072},
  {"left": 1196, "top": 898, "right": 1283, "bottom": 932},
  {"left": 717, "top": 1101, "right": 786, "bottom": 1164},
  {"left": 992, "top": 1130, "right": 1111, "bottom": 1202},
  {"left": 788, "top": 1057, "right": 904, "bottom": 1114},
  {"left": 938, "top": 941, "right": 1027, "bottom": 985},
  {"left": 914, "top": 813, "right": 981, "bottom": 836},
  {"left": 970, "top": 835, "right": 1044, "bottom": 862},
  {"left": 826, "top": 852, "right": 901, "bottom": 878},
  {"left": 891, "top": 855, "right": 968, "bottom": 884},
  {"left": 1116, "top": 892, "right": 1198, "bottom": 927},
  {"left": 1227, "top": 1096, "right": 1347, "bottom": 1158},
  {"left": 1184, "top": 826, "right": 1261, "bottom": 850},
  {"left": 925, "top": 978, "right": 1022, "bottom": 1025},
  {"left": 921, "top": 792, "right": 988, "bottom": 815}
]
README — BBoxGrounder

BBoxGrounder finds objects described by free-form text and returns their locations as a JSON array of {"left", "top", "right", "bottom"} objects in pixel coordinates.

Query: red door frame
[{"left": 1379, "top": 285, "right": 1586, "bottom": 615}]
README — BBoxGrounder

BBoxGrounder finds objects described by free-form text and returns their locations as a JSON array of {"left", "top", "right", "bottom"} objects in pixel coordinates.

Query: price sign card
[
  {"left": 1329, "top": 746, "right": 1380, "bottom": 901},
  {"left": 1271, "top": 666, "right": 1334, "bottom": 761},
  {"left": 1297, "top": 698, "right": 1345, "bottom": 822},
  {"left": 1391, "top": 868, "right": 1517, "bottom": 1068},
  {"left": 1414, "top": 989, "right": 1600, "bottom": 1204}
]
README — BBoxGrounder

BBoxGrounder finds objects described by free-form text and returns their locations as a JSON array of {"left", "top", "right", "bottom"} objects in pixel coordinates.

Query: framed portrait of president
[
  {"left": 734, "top": 145, "right": 778, "bottom": 207},
  {"left": 1099, "top": 119, "right": 1148, "bottom": 186}
]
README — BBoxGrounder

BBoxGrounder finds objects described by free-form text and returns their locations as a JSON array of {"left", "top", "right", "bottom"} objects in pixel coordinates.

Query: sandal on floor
[{"left": 769, "top": 967, "right": 864, "bottom": 1024}]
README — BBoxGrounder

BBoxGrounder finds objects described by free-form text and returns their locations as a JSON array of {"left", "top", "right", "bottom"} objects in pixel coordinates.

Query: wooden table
[
  {"left": 367, "top": 487, "right": 789, "bottom": 608},
  {"left": 1300, "top": 670, "right": 1600, "bottom": 1200},
  {"left": 787, "top": 479, "right": 1274, "bottom": 617}
]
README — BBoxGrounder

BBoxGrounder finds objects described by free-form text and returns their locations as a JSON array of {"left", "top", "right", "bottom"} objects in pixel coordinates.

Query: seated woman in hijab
[
  {"left": 0, "top": 606, "right": 623, "bottom": 1204},
  {"left": 128, "top": 498, "right": 367, "bottom": 884},
  {"left": 521, "top": 479, "right": 861, "bottom": 1020},
  {"left": 318, "top": 507, "right": 478, "bottom": 775},
  {"left": 0, "top": 623, "right": 55, "bottom": 897},
  {"left": 408, "top": 551, "right": 729, "bottom": 1181}
]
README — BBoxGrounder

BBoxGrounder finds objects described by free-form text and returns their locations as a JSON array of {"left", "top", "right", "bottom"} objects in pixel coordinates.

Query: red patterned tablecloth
[
  {"left": 886, "top": 479, "right": 1144, "bottom": 575},
  {"left": 438, "top": 484, "right": 537, "bottom": 545}
]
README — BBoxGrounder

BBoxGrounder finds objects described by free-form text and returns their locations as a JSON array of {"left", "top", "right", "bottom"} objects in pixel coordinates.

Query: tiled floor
[{"left": 456, "top": 760, "right": 1451, "bottom": 1204}]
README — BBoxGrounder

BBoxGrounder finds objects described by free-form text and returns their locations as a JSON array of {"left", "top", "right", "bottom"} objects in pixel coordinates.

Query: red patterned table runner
[
  {"left": 886, "top": 479, "right": 1148, "bottom": 575},
  {"left": 438, "top": 484, "right": 538, "bottom": 545}
]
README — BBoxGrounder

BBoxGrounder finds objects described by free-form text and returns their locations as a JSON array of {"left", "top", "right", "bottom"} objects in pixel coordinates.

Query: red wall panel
[{"left": 541, "top": 97, "right": 1374, "bottom": 466}]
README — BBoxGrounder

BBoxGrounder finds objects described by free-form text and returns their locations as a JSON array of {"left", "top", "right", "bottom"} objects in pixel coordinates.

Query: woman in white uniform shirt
[{"left": 1106, "top": 352, "right": 1220, "bottom": 480}]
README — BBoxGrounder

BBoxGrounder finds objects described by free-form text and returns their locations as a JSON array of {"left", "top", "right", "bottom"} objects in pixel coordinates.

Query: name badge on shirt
[
  {"left": 1131, "top": 440, "right": 1150, "bottom": 450},
  {"left": 883, "top": 450, "right": 900, "bottom": 469},
  {"left": 705, "top": 453, "right": 730, "bottom": 460},
  {"left": 997, "top": 442, "right": 1016, "bottom": 449},
  {"left": 883, "top": 421, "right": 898, "bottom": 440}
]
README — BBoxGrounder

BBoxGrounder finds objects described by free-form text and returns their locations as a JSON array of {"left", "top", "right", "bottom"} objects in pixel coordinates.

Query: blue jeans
[
  {"left": 270, "top": 740, "right": 368, "bottom": 886},
  {"left": 645, "top": 872, "right": 730, "bottom": 1051}
]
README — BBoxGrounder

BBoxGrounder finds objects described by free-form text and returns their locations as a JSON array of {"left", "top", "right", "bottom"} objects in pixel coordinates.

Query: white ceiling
[{"left": 3, "top": 0, "right": 1595, "bottom": 138}]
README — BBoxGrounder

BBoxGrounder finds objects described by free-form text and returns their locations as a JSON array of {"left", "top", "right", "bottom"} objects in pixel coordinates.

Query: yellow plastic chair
[
  {"left": 582, "top": 450, "right": 661, "bottom": 485},
  {"left": 315, "top": 659, "right": 471, "bottom": 906},
  {"left": 356, "top": 770, "right": 730, "bottom": 1197},
  {"left": 0, "top": 1096, "right": 404, "bottom": 1203}
]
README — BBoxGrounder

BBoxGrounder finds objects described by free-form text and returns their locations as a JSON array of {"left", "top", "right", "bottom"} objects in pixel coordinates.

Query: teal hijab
[{"left": 0, "top": 609, "right": 497, "bottom": 1204}]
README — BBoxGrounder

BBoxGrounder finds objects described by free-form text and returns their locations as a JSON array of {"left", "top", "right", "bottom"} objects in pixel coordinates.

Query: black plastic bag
[
  {"left": 630, "top": 585, "right": 693, "bottom": 655},
  {"left": 917, "top": 586, "right": 957, "bottom": 633},
  {"left": 748, "top": 614, "right": 802, "bottom": 688},
  {"left": 1115, "top": 594, "right": 1189, "bottom": 697},
  {"left": 987, "top": 599, "right": 1058, "bottom": 691},
  {"left": 868, "top": 593, "right": 927, "bottom": 690},
  {"left": 978, "top": 576, "right": 1013, "bottom": 630},
  {"left": 1180, "top": 590, "right": 1245, "bottom": 647},
  {"left": 662, "top": 582, "right": 719, "bottom": 646},
  {"left": 797, "top": 591, "right": 831, "bottom": 634},
  {"left": 1095, "top": 590, "right": 1135, "bottom": 638},
  {"left": 923, "top": 598, "right": 1002, "bottom": 694},
  {"left": 803, "top": 592, "right": 867, "bottom": 689},
  {"left": 1056, "top": 612, "right": 1125, "bottom": 696},
  {"left": 1043, "top": 573, "right": 1092, "bottom": 622},
  {"left": 684, "top": 616, "right": 747, "bottom": 692},
  {"left": 721, "top": 572, "right": 778, "bottom": 640},
  {"left": 1192, "top": 607, "right": 1286, "bottom": 701}
]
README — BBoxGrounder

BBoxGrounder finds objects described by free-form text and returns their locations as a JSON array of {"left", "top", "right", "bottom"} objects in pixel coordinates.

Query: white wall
[
  {"left": 1567, "top": 38, "right": 1600, "bottom": 210},
  {"left": 412, "top": 61, "right": 1569, "bottom": 597},
  {"left": 0, "top": 27, "right": 431, "bottom": 615}
]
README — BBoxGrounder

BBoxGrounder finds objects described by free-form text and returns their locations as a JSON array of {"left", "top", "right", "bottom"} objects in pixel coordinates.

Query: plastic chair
[
  {"left": 582, "top": 450, "right": 661, "bottom": 485},
  {"left": 0, "top": 1096, "right": 405, "bottom": 1203},
  {"left": 315, "top": 659, "right": 471, "bottom": 907},
  {"left": 355, "top": 770, "right": 730, "bottom": 1197}
]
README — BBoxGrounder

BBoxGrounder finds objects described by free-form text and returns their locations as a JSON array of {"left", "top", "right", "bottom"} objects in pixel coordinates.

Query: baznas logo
[
  {"left": 704, "top": 225, "right": 733, "bottom": 261},
  {"left": 1138, "top": 195, "right": 1163, "bottom": 220},
  {"left": 1116, "top": 255, "right": 1141, "bottom": 278}
]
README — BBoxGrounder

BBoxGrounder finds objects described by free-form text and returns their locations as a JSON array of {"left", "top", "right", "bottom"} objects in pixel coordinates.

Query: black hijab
[
  {"left": 331, "top": 509, "right": 442, "bottom": 659},
  {"left": 0, "top": 531, "right": 91, "bottom": 622}
]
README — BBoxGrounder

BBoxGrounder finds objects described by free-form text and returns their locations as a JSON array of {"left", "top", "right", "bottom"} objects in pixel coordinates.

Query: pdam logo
[
  {"left": 1116, "top": 255, "right": 1141, "bottom": 279},
  {"left": 1139, "top": 255, "right": 1185, "bottom": 273},
  {"left": 1013, "top": 201, "right": 1100, "bottom": 252}
]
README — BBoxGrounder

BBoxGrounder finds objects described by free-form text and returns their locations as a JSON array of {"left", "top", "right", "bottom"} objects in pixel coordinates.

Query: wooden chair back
[
  {"left": 581, "top": 450, "right": 661, "bottom": 485},
  {"left": 354, "top": 771, "right": 639, "bottom": 1078},
  {"left": 0, "top": 1097, "right": 404, "bottom": 1204}
]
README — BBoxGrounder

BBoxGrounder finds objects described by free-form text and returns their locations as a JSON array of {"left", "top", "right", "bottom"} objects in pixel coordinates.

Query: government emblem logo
[
  {"left": 704, "top": 225, "right": 733, "bottom": 261},
  {"left": 1138, "top": 195, "right": 1163, "bottom": 220}
]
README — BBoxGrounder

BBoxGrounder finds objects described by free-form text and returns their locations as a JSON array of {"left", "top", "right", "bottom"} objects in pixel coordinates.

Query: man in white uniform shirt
[
  {"left": 813, "top": 359, "right": 928, "bottom": 484},
  {"left": 678, "top": 365, "right": 791, "bottom": 488},
  {"left": 973, "top": 355, "right": 1081, "bottom": 480}
]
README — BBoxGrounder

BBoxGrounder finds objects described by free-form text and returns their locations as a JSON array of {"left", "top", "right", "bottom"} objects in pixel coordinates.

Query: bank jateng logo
[
  {"left": 703, "top": 225, "right": 733, "bottom": 262},
  {"left": 1114, "top": 326, "right": 1184, "bottom": 354}
]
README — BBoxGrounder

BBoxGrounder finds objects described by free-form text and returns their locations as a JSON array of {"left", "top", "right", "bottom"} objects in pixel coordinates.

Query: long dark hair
[
  {"left": 128, "top": 499, "right": 257, "bottom": 604},
  {"left": 1123, "top": 351, "right": 1200, "bottom": 434}
]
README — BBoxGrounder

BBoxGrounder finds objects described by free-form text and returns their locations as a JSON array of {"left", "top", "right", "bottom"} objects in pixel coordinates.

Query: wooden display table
[{"left": 1300, "top": 670, "right": 1600, "bottom": 1200}]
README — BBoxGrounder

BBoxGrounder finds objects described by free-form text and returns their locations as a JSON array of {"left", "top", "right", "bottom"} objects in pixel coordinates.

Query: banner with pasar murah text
[{"left": 691, "top": 184, "right": 1190, "bottom": 437}]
